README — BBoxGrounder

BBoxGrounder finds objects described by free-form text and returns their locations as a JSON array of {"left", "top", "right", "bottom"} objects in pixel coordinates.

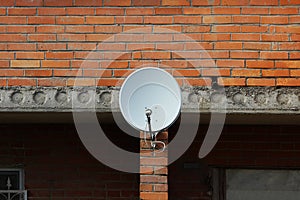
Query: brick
[
  {"left": 231, "top": 51, "right": 259, "bottom": 59},
  {"left": 275, "top": 61, "right": 300, "bottom": 68},
  {"left": 281, "top": 0, "right": 300, "bottom": 5},
  {"left": 222, "top": 0, "right": 248, "bottom": 5},
  {"left": 113, "top": 69, "right": 132, "bottom": 77},
  {"left": 56, "top": 17, "right": 85, "bottom": 25},
  {"left": 0, "top": 79, "right": 6, "bottom": 86},
  {"left": 37, "top": 26, "right": 64, "bottom": 33},
  {"left": 16, "top": 52, "right": 44, "bottom": 60},
  {"left": 0, "top": 8, "right": 5, "bottom": 15},
  {"left": 38, "top": 78, "right": 66, "bottom": 86},
  {"left": 140, "top": 192, "right": 168, "bottom": 200},
  {"left": 193, "top": 0, "right": 220, "bottom": 6},
  {"left": 86, "top": 16, "right": 114, "bottom": 24},
  {"left": 144, "top": 16, "right": 173, "bottom": 24},
  {"left": 160, "top": 60, "right": 188, "bottom": 68},
  {"left": 261, "top": 16, "right": 289, "bottom": 24},
  {"left": 8, "top": 43, "right": 36, "bottom": 51},
  {"left": 291, "top": 70, "right": 300, "bottom": 77},
  {"left": 218, "top": 77, "right": 245, "bottom": 86},
  {"left": 0, "top": 52, "right": 14, "bottom": 59},
  {"left": 246, "top": 60, "right": 274, "bottom": 69},
  {"left": 262, "top": 69, "right": 289, "bottom": 77},
  {"left": 247, "top": 78, "right": 275, "bottom": 86},
  {"left": 290, "top": 16, "right": 300, "bottom": 24},
  {"left": 154, "top": 184, "right": 168, "bottom": 192},
  {"left": 66, "top": 8, "right": 94, "bottom": 16},
  {"left": 72, "top": 60, "right": 99, "bottom": 68},
  {"left": 202, "top": 33, "right": 230, "bottom": 41},
  {"left": 140, "top": 175, "right": 167, "bottom": 183},
  {"left": 11, "top": 60, "right": 40, "bottom": 68},
  {"left": 68, "top": 43, "right": 96, "bottom": 51},
  {"left": 244, "top": 42, "right": 271, "bottom": 50},
  {"left": 279, "top": 42, "right": 300, "bottom": 50},
  {"left": 25, "top": 69, "right": 52, "bottom": 77},
  {"left": 38, "top": 43, "right": 66, "bottom": 51},
  {"left": 162, "top": 0, "right": 190, "bottom": 6},
  {"left": 213, "top": 8, "right": 240, "bottom": 14},
  {"left": 97, "top": 78, "right": 121, "bottom": 86},
  {"left": 95, "top": 26, "right": 122, "bottom": 33},
  {"left": 0, "top": 0, "right": 14, "bottom": 6},
  {"left": 241, "top": 26, "right": 268, "bottom": 33},
  {"left": 261, "top": 52, "right": 288, "bottom": 59},
  {"left": 57, "top": 34, "right": 85, "bottom": 41},
  {"left": 261, "top": 34, "right": 289, "bottom": 42},
  {"left": 140, "top": 184, "right": 153, "bottom": 191},
  {"left": 290, "top": 52, "right": 300, "bottom": 59},
  {"left": 277, "top": 78, "right": 300, "bottom": 86},
  {"left": 0, "top": 69, "right": 23, "bottom": 76},
  {"left": 270, "top": 8, "right": 298, "bottom": 14},
  {"left": 215, "top": 42, "right": 242, "bottom": 50},
  {"left": 8, "top": 8, "right": 36, "bottom": 15},
  {"left": 7, "top": 25, "right": 34, "bottom": 33},
  {"left": 232, "top": 16, "right": 260, "bottom": 23},
  {"left": 54, "top": 69, "right": 82, "bottom": 77},
  {"left": 183, "top": 25, "right": 211, "bottom": 33},
  {"left": 15, "top": 0, "right": 43, "bottom": 6},
  {"left": 208, "top": 51, "right": 229, "bottom": 58},
  {"left": 216, "top": 60, "right": 244, "bottom": 68},
  {"left": 202, "top": 69, "right": 230, "bottom": 76},
  {"left": 0, "top": 16, "right": 26, "bottom": 24},
  {"left": 132, "top": 0, "right": 160, "bottom": 6},
  {"left": 74, "top": 0, "right": 102, "bottom": 6},
  {"left": 96, "top": 8, "right": 124, "bottom": 15},
  {"left": 38, "top": 8, "right": 66, "bottom": 15},
  {"left": 44, "top": 0, "right": 73, "bottom": 6},
  {"left": 291, "top": 34, "right": 300, "bottom": 41},
  {"left": 185, "top": 78, "right": 212, "bottom": 86},
  {"left": 0, "top": 61, "right": 9, "bottom": 68},
  {"left": 250, "top": 0, "right": 278, "bottom": 5},
  {"left": 126, "top": 8, "right": 153, "bottom": 15},
  {"left": 174, "top": 16, "right": 202, "bottom": 24},
  {"left": 101, "top": 61, "right": 128, "bottom": 69},
  {"left": 86, "top": 34, "right": 110, "bottom": 42},
  {"left": 114, "top": 34, "right": 144, "bottom": 42},
  {"left": 115, "top": 16, "right": 143, "bottom": 24},
  {"left": 212, "top": 25, "right": 240, "bottom": 32},
  {"left": 8, "top": 79, "right": 36, "bottom": 86},
  {"left": 103, "top": 52, "right": 131, "bottom": 60},
  {"left": 173, "top": 69, "right": 200, "bottom": 77},
  {"left": 241, "top": 8, "right": 269, "bottom": 14},
  {"left": 98, "top": 43, "right": 126, "bottom": 51},
  {"left": 155, "top": 8, "right": 182, "bottom": 15},
  {"left": 103, "top": 0, "right": 131, "bottom": 6},
  {"left": 42, "top": 60, "right": 70, "bottom": 68},
  {"left": 203, "top": 16, "right": 231, "bottom": 24},
  {"left": 28, "top": 34, "right": 56, "bottom": 42},
  {"left": 153, "top": 25, "right": 182, "bottom": 32},
  {"left": 275, "top": 26, "right": 300, "bottom": 33},
  {"left": 140, "top": 157, "right": 168, "bottom": 166},
  {"left": 28, "top": 16, "right": 55, "bottom": 24},
  {"left": 232, "top": 69, "right": 260, "bottom": 77},
  {"left": 83, "top": 69, "right": 112, "bottom": 77},
  {"left": 46, "top": 52, "right": 73, "bottom": 60}
]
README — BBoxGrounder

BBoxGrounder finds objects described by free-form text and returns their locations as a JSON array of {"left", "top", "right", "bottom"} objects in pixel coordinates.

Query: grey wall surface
[{"left": 227, "top": 169, "right": 300, "bottom": 200}]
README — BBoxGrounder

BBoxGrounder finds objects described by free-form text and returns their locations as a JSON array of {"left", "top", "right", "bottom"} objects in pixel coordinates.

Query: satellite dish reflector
[{"left": 119, "top": 67, "right": 181, "bottom": 132}]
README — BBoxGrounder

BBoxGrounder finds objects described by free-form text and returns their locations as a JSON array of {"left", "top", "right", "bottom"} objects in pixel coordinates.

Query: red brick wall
[
  {"left": 0, "top": 124, "right": 139, "bottom": 199},
  {"left": 0, "top": 0, "right": 299, "bottom": 87},
  {"left": 169, "top": 124, "right": 300, "bottom": 200}
]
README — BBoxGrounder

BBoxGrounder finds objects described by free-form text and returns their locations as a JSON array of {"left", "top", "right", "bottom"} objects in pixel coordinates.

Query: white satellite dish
[{"left": 119, "top": 67, "right": 181, "bottom": 134}]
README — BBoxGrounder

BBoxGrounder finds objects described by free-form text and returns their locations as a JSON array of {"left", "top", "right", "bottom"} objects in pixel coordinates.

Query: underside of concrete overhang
[{"left": 0, "top": 86, "right": 299, "bottom": 124}]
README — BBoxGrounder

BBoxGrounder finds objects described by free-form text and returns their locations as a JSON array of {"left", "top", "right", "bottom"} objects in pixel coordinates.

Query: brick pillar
[{"left": 140, "top": 130, "right": 168, "bottom": 200}]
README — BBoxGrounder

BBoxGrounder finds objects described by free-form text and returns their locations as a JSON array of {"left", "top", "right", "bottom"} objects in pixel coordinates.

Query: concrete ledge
[{"left": 0, "top": 86, "right": 299, "bottom": 114}]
